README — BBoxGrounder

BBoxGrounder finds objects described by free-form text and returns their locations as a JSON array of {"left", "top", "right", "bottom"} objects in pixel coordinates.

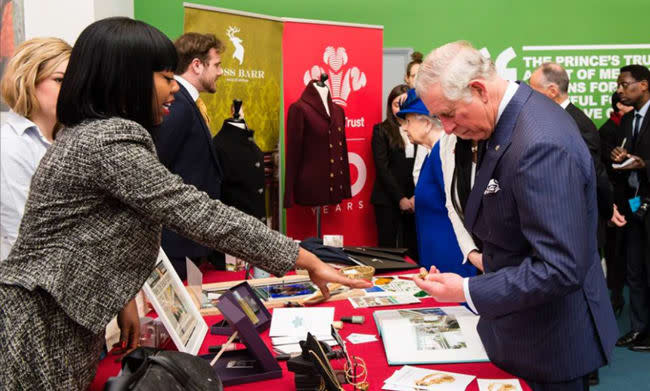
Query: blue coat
[
  {"left": 464, "top": 83, "right": 618, "bottom": 382},
  {"left": 415, "top": 141, "right": 476, "bottom": 278},
  {"left": 153, "top": 84, "right": 223, "bottom": 258}
]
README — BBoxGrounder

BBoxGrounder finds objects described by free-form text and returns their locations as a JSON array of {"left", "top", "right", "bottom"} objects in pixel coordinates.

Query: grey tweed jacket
[{"left": 0, "top": 117, "right": 298, "bottom": 334}]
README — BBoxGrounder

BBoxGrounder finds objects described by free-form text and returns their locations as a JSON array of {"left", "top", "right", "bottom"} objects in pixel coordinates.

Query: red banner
[{"left": 282, "top": 19, "right": 383, "bottom": 245}]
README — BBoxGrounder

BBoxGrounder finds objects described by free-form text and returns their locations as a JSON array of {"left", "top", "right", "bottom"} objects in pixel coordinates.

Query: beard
[{"left": 200, "top": 75, "right": 217, "bottom": 93}]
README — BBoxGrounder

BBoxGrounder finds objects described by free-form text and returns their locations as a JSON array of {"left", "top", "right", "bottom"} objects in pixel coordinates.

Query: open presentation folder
[{"left": 374, "top": 306, "right": 489, "bottom": 365}]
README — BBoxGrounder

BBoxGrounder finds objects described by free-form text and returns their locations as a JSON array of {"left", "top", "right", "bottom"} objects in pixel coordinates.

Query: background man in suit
[
  {"left": 412, "top": 41, "right": 618, "bottom": 391},
  {"left": 529, "top": 62, "right": 625, "bottom": 229},
  {"left": 154, "top": 33, "right": 224, "bottom": 280},
  {"left": 600, "top": 92, "right": 635, "bottom": 316},
  {"left": 609, "top": 65, "right": 650, "bottom": 352}
]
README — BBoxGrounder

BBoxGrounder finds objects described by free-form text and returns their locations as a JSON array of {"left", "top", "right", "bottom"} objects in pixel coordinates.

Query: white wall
[
  {"left": 94, "top": 0, "right": 134, "bottom": 22},
  {"left": 24, "top": 0, "right": 133, "bottom": 45}
]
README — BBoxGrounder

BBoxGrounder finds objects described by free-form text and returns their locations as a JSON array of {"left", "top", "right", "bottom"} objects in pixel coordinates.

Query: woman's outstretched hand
[{"left": 295, "top": 248, "right": 372, "bottom": 299}]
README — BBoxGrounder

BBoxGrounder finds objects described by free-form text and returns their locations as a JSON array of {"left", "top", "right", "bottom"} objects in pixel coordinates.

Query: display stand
[
  {"left": 313, "top": 73, "right": 329, "bottom": 240},
  {"left": 202, "top": 290, "right": 283, "bottom": 386},
  {"left": 211, "top": 282, "right": 272, "bottom": 336}
]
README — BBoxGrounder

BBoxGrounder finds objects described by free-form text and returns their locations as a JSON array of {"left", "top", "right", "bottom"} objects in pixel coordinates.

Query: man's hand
[
  {"left": 610, "top": 146, "right": 628, "bottom": 163},
  {"left": 413, "top": 267, "right": 466, "bottom": 302},
  {"left": 295, "top": 248, "right": 371, "bottom": 300},
  {"left": 610, "top": 204, "right": 627, "bottom": 227},
  {"left": 467, "top": 250, "right": 484, "bottom": 272},
  {"left": 616, "top": 154, "right": 646, "bottom": 170},
  {"left": 117, "top": 298, "right": 140, "bottom": 353}
]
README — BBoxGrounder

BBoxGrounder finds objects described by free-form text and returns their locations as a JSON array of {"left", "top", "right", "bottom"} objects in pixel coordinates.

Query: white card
[
  {"left": 347, "top": 333, "right": 378, "bottom": 344},
  {"left": 323, "top": 234, "right": 344, "bottom": 247},
  {"left": 272, "top": 335, "right": 334, "bottom": 346},
  {"left": 383, "top": 365, "right": 475, "bottom": 391},
  {"left": 274, "top": 339, "right": 338, "bottom": 354},
  {"left": 476, "top": 378, "right": 523, "bottom": 391},
  {"left": 269, "top": 307, "right": 335, "bottom": 337}
]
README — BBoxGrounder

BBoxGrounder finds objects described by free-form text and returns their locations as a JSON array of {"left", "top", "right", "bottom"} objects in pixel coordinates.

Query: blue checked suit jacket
[{"left": 464, "top": 83, "right": 618, "bottom": 382}]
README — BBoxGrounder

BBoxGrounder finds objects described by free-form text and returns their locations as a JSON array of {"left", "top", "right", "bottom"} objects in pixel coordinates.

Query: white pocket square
[{"left": 484, "top": 179, "right": 501, "bottom": 195}]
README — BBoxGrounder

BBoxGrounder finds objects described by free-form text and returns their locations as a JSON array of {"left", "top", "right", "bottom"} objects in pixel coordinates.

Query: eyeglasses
[{"left": 617, "top": 81, "right": 641, "bottom": 89}]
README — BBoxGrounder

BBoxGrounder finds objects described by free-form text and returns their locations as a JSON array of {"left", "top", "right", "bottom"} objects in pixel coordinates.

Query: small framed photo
[{"left": 142, "top": 248, "right": 208, "bottom": 355}]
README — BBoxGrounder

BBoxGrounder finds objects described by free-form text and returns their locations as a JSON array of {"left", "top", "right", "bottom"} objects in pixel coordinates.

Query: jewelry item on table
[
  {"left": 415, "top": 373, "right": 455, "bottom": 386},
  {"left": 343, "top": 355, "right": 369, "bottom": 391},
  {"left": 210, "top": 331, "right": 239, "bottom": 366},
  {"left": 488, "top": 383, "right": 517, "bottom": 391}
]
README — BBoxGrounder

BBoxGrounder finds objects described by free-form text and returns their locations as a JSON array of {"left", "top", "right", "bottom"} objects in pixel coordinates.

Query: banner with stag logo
[
  {"left": 282, "top": 18, "right": 383, "bottom": 245},
  {"left": 183, "top": 5, "right": 282, "bottom": 152}
]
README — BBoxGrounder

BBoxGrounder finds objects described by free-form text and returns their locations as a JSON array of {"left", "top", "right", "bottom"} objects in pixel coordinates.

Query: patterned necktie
[
  {"left": 195, "top": 97, "right": 210, "bottom": 125},
  {"left": 632, "top": 113, "right": 642, "bottom": 145}
]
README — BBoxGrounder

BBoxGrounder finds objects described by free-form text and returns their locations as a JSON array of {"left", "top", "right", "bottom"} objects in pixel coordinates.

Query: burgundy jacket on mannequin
[{"left": 284, "top": 80, "right": 352, "bottom": 207}]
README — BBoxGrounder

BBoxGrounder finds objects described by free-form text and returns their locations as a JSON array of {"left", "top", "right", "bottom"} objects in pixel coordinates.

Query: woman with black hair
[
  {"left": 370, "top": 84, "right": 419, "bottom": 259},
  {"left": 0, "top": 17, "right": 368, "bottom": 389}
]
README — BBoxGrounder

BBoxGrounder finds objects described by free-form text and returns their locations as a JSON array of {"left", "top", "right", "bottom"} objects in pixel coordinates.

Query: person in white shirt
[
  {"left": 439, "top": 133, "right": 484, "bottom": 271},
  {"left": 1, "top": 37, "right": 71, "bottom": 261}
]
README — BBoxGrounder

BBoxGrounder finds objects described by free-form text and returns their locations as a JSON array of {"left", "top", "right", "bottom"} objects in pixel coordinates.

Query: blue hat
[{"left": 396, "top": 88, "right": 430, "bottom": 119}]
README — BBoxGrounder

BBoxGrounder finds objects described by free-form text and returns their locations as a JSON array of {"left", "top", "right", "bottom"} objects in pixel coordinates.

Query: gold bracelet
[{"left": 344, "top": 356, "right": 369, "bottom": 390}]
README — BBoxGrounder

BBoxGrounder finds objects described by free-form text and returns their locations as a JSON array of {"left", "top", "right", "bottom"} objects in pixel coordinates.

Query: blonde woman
[{"left": 1, "top": 37, "right": 71, "bottom": 260}]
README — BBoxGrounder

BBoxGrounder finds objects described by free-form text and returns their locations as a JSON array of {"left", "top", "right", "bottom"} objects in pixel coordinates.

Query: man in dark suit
[
  {"left": 154, "top": 33, "right": 224, "bottom": 280},
  {"left": 600, "top": 92, "right": 635, "bottom": 315},
  {"left": 530, "top": 63, "right": 625, "bottom": 229},
  {"left": 413, "top": 41, "right": 618, "bottom": 391},
  {"left": 609, "top": 64, "right": 650, "bottom": 352},
  {"left": 530, "top": 67, "right": 627, "bottom": 382}
]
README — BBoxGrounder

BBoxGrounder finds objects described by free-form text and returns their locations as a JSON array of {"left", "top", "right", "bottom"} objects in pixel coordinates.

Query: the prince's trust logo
[
  {"left": 222, "top": 26, "right": 265, "bottom": 81},
  {"left": 303, "top": 46, "right": 367, "bottom": 107}
]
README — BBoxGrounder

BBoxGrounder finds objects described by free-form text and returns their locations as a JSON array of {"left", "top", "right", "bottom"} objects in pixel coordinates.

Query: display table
[{"left": 90, "top": 267, "right": 531, "bottom": 391}]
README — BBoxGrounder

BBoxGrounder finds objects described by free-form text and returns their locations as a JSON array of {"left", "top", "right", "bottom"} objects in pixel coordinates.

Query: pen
[{"left": 620, "top": 138, "right": 627, "bottom": 148}]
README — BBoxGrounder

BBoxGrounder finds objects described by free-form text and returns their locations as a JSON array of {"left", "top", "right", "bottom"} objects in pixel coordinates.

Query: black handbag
[{"left": 104, "top": 347, "right": 222, "bottom": 391}]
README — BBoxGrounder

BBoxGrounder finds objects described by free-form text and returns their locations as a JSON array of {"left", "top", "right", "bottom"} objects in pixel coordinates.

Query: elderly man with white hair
[{"left": 412, "top": 41, "right": 618, "bottom": 391}]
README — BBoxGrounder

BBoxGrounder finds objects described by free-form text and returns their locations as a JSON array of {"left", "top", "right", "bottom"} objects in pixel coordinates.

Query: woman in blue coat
[{"left": 397, "top": 90, "right": 477, "bottom": 277}]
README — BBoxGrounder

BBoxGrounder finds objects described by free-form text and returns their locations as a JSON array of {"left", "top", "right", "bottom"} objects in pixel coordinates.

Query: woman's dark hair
[
  {"left": 57, "top": 17, "right": 178, "bottom": 133},
  {"left": 381, "top": 84, "right": 410, "bottom": 149},
  {"left": 406, "top": 51, "right": 423, "bottom": 78},
  {"left": 451, "top": 138, "right": 474, "bottom": 219}
]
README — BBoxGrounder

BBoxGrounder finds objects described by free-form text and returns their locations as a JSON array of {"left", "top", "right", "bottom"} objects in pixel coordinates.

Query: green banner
[
  {"left": 184, "top": 5, "right": 283, "bottom": 151},
  {"left": 480, "top": 45, "right": 650, "bottom": 126}
]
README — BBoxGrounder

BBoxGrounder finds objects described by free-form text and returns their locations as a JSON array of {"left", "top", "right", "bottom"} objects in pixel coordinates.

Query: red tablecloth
[{"left": 91, "top": 268, "right": 531, "bottom": 391}]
